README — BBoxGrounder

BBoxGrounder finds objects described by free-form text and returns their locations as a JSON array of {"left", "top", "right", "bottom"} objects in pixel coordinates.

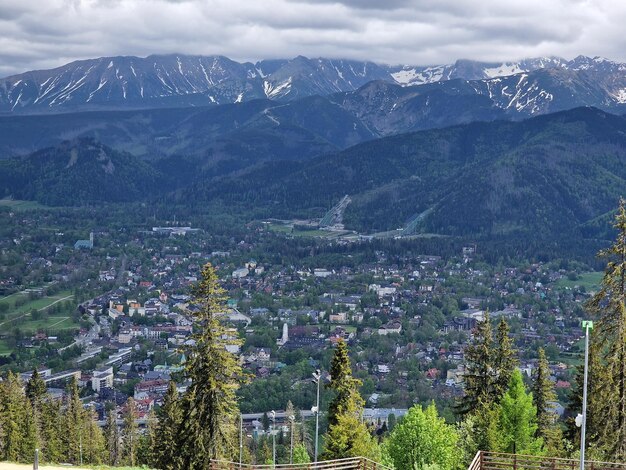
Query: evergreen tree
[
  {"left": 457, "top": 313, "right": 495, "bottom": 415},
  {"left": 82, "top": 406, "right": 106, "bottom": 465},
  {"left": 178, "top": 263, "right": 245, "bottom": 467},
  {"left": 322, "top": 339, "right": 380, "bottom": 461},
  {"left": 138, "top": 408, "right": 157, "bottom": 467},
  {"left": 25, "top": 369, "right": 47, "bottom": 408},
  {"left": 385, "top": 402, "right": 459, "bottom": 470},
  {"left": 490, "top": 369, "right": 543, "bottom": 455},
  {"left": 327, "top": 339, "right": 362, "bottom": 427},
  {"left": 19, "top": 398, "right": 38, "bottom": 463},
  {"left": 532, "top": 348, "right": 563, "bottom": 454},
  {"left": 104, "top": 408, "right": 120, "bottom": 466},
  {"left": 493, "top": 318, "right": 518, "bottom": 399},
  {"left": 25, "top": 369, "right": 47, "bottom": 461},
  {"left": 152, "top": 381, "right": 183, "bottom": 470},
  {"left": 61, "top": 376, "right": 84, "bottom": 465},
  {"left": 40, "top": 400, "right": 63, "bottom": 463},
  {"left": 121, "top": 397, "right": 139, "bottom": 466},
  {"left": 586, "top": 199, "right": 626, "bottom": 460},
  {"left": 0, "top": 372, "right": 28, "bottom": 462}
]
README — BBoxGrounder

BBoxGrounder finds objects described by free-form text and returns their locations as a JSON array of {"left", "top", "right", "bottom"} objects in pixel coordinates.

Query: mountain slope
[
  {"left": 203, "top": 107, "right": 626, "bottom": 239},
  {"left": 0, "top": 139, "right": 159, "bottom": 205}
]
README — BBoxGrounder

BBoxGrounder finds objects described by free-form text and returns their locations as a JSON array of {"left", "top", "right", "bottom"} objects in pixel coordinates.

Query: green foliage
[
  {"left": 385, "top": 402, "right": 459, "bottom": 470},
  {"left": 457, "top": 314, "right": 495, "bottom": 415},
  {"left": 490, "top": 370, "right": 543, "bottom": 455},
  {"left": 533, "top": 348, "right": 563, "bottom": 455},
  {"left": 327, "top": 339, "right": 363, "bottom": 427},
  {"left": 104, "top": 408, "right": 120, "bottom": 466},
  {"left": 292, "top": 443, "right": 311, "bottom": 464},
  {"left": 493, "top": 318, "right": 518, "bottom": 399},
  {"left": 322, "top": 339, "right": 380, "bottom": 461},
  {"left": 121, "top": 397, "right": 140, "bottom": 466},
  {"left": 178, "top": 263, "right": 246, "bottom": 467},
  {"left": 584, "top": 198, "right": 626, "bottom": 460},
  {"left": 152, "top": 381, "right": 183, "bottom": 470}
]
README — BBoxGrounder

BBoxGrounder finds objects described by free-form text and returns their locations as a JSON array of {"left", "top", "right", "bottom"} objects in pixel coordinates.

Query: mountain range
[
  {"left": 2, "top": 54, "right": 626, "bottom": 114},
  {"left": 3, "top": 107, "right": 626, "bottom": 244}
]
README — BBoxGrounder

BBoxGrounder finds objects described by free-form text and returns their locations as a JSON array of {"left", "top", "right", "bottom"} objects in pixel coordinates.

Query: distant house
[{"left": 378, "top": 321, "right": 402, "bottom": 335}]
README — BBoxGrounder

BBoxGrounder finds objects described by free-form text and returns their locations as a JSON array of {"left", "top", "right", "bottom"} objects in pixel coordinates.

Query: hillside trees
[{"left": 457, "top": 315, "right": 518, "bottom": 450}]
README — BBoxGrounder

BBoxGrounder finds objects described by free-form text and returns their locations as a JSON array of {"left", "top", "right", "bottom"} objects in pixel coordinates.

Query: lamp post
[
  {"left": 312, "top": 369, "right": 322, "bottom": 463},
  {"left": 289, "top": 414, "right": 295, "bottom": 464},
  {"left": 270, "top": 410, "right": 276, "bottom": 468},
  {"left": 239, "top": 413, "right": 243, "bottom": 469},
  {"left": 579, "top": 321, "right": 593, "bottom": 470}
]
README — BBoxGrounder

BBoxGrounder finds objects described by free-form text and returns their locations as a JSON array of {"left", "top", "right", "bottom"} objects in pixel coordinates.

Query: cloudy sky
[{"left": 0, "top": 0, "right": 623, "bottom": 77}]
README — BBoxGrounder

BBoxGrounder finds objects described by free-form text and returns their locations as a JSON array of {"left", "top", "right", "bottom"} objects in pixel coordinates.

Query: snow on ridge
[
  {"left": 612, "top": 88, "right": 626, "bottom": 104},
  {"left": 483, "top": 63, "right": 525, "bottom": 79}
]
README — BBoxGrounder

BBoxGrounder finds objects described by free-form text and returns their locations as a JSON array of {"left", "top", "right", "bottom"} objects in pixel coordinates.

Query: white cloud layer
[{"left": 0, "top": 0, "right": 623, "bottom": 77}]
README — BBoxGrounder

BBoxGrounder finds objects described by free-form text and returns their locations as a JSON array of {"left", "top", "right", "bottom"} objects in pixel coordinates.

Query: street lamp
[
  {"left": 312, "top": 369, "right": 322, "bottom": 463},
  {"left": 239, "top": 413, "right": 243, "bottom": 469},
  {"left": 270, "top": 410, "right": 276, "bottom": 468},
  {"left": 289, "top": 414, "right": 295, "bottom": 464},
  {"left": 579, "top": 321, "right": 593, "bottom": 470}
]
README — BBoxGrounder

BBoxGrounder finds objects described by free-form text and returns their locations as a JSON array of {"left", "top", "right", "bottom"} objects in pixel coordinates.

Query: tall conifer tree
[
  {"left": 178, "top": 263, "right": 245, "bottom": 467},
  {"left": 493, "top": 318, "right": 518, "bottom": 398},
  {"left": 121, "top": 397, "right": 139, "bottom": 466},
  {"left": 152, "top": 381, "right": 183, "bottom": 469},
  {"left": 586, "top": 198, "right": 626, "bottom": 459},
  {"left": 458, "top": 313, "right": 495, "bottom": 415},
  {"left": 323, "top": 339, "right": 380, "bottom": 461},
  {"left": 61, "top": 376, "right": 84, "bottom": 464}
]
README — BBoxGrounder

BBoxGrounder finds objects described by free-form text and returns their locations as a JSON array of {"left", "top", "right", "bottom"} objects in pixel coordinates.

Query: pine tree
[
  {"left": 61, "top": 376, "right": 84, "bottom": 464},
  {"left": 82, "top": 406, "right": 106, "bottom": 465},
  {"left": 491, "top": 369, "right": 543, "bottom": 455},
  {"left": 121, "top": 397, "right": 139, "bottom": 466},
  {"left": 104, "top": 408, "right": 120, "bottom": 466},
  {"left": 178, "top": 263, "right": 245, "bottom": 467},
  {"left": 533, "top": 348, "right": 556, "bottom": 436},
  {"left": 25, "top": 369, "right": 47, "bottom": 460},
  {"left": 457, "top": 313, "right": 495, "bottom": 415},
  {"left": 152, "top": 381, "right": 183, "bottom": 469},
  {"left": 19, "top": 397, "right": 38, "bottom": 463},
  {"left": 40, "top": 399, "right": 63, "bottom": 463},
  {"left": 327, "top": 339, "right": 362, "bottom": 427},
  {"left": 322, "top": 339, "right": 380, "bottom": 461},
  {"left": 0, "top": 372, "right": 27, "bottom": 462},
  {"left": 493, "top": 318, "right": 518, "bottom": 398},
  {"left": 585, "top": 199, "right": 626, "bottom": 460},
  {"left": 25, "top": 369, "right": 47, "bottom": 408}
]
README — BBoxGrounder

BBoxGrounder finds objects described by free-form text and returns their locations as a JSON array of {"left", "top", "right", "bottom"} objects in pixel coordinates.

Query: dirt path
[{"left": 0, "top": 463, "right": 91, "bottom": 470}]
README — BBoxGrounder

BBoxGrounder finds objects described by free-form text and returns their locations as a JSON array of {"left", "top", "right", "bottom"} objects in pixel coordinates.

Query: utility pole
[
  {"left": 312, "top": 369, "right": 322, "bottom": 463},
  {"left": 580, "top": 320, "right": 593, "bottom": 470}
]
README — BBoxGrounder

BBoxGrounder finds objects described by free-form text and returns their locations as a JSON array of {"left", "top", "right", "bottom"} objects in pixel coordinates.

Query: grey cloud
[{"left": 0, "top": 0, "right": 625, "bottom": 77}]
